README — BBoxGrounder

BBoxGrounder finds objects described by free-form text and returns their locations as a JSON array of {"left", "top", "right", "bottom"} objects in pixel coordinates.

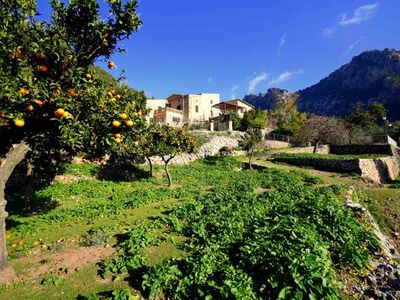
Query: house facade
[
  {"left": 148, "top": 93, "right": 221, "bottom": 126},
  {"left": 146, "top": 99, "right": 168, "bottom": 121},
  {"left": 146, "top": 94, "right": 255, "bottom": 128},
  {"left": 212, "top": 99, "right": 254, "bottom": 118}
]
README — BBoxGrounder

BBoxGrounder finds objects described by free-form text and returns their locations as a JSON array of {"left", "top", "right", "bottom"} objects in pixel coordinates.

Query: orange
[
  {"left": 125, "top": 120, "right": 134, "bottom": 127},
  {"left": 114, "top": 133, "right": 121, "bottom": 138},
  {"left": 14, "top": 119, "right": 25, "bottom": 127},
  {"left": 114, "top": 137, "right": 121, "bottom": 143},
  {"left": 25, "top": 105, "right": 34, "bottom": 112},
  {"left": 54, "top": 108, "right": 65, "bottom": 118},
  {"left": 38, "top": 65, "right": 48, "bottom": 73},
  {"left": 116, "top": 94, "right": 122, "bottom": 99},
  {"left": 62, "top": 111, "right": 72, "bottom": 119},
  {"left": 35, "top": 52, "right": 44, "bottom": 61},
  {"left": 19, "top": 87, "right": 29, "bottom": 95},
  {"left": 86, "top": 74, "right": 92, "bottom": 80},
  {"left": 68, "top": 88, "right": 75, "bottom": 96},
  {"left": 35, "top": 99, "right": 45, "bottom": 107},
  {"left": 112, "top": 120, "right": 121, "bottom": 127},
  {"left": 108, "top": 61, "right": 115, "bottom": 69},
  {"left": 53, "top": 88, "right": 61, "bottom": 95},
  {"left": 107, "top": 91, "right": 113, "bottom": 97},
  {"left": 133, "top": 141, "right": 139, "bottom": 147},
  {"left": 119, "top": 113, "right": 127, "bottom": 120}
]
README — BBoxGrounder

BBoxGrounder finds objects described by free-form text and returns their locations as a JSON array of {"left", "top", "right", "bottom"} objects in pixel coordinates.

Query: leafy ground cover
[{"left": 0, "top": 156, "right": 390, "bottom": 299}]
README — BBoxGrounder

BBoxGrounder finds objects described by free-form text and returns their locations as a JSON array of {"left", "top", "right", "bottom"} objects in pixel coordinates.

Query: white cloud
[
  {"left": 268, "top": 70, "right": 303, "bottom": 86},
  {"left": 322, "top": 3, "right": 379, "bottom": 38},
  {"left": 338, "top": 3, "right": 379, "bottom": 26},
  {"left": 248, "top": 72, "right": 268, "bottom": 93},
  {"left": 322, "top": 27, "right": 336, "bottom": 38},
  {"left": 342, "top": 36, "right": 364, "bottom": 56},
  {"left": 230, "top": 84, "right": 239, "bottom": 99},
  {"left": 277, "top": 34, "right": 287, "bottom": 56}
]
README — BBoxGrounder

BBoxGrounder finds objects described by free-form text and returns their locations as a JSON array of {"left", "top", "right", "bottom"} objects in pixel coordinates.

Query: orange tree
[
  {"left": 152, "top": 124, "right": 198, "bottom": 187},
  {"left": 0, "top": 0, "right": 143, "bottom": 271}
]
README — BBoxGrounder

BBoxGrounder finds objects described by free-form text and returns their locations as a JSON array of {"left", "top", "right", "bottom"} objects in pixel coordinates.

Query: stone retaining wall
[
  {"left": 274, "top": 156, "right": 399, "bottom": 184},
  {"left": 150, "top": 136, "right": 240, "bottom": 165}
]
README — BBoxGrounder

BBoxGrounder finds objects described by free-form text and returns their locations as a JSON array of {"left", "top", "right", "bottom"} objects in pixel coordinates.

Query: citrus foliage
[{"left": 0, "top": 0, "right": 143, "bottom": 156}]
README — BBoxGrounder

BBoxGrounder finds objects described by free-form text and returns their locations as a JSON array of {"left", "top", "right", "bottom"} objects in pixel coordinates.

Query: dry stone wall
[
  {"left": 274, "top": 156, "right": 400, "bottom": 185},
  {"left": 150, "top": 136, "right": 240, "bottom": 165}
]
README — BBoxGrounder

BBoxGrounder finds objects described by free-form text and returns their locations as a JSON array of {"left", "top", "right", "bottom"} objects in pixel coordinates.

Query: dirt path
[{"left": 0, "top": 245, "right": 114, "bottom": 285}]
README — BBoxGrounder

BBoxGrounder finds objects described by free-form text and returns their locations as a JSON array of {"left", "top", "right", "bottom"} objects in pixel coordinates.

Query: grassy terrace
[
  {"left": 272, "top": 153, "right": 388, "bottom": 160},
  {"left": 0, "top": 156, "right": 397, "bottom": 299}
]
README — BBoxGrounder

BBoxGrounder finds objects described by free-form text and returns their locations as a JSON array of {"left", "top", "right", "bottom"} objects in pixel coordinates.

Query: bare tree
[{"left": 298, "top": 116, "right": 350, "bottom": 153}]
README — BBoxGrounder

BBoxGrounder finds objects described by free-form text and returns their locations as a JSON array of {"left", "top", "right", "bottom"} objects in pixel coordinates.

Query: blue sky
[{"left": 37, "top": 0, "right": 400, "bottom": 100}]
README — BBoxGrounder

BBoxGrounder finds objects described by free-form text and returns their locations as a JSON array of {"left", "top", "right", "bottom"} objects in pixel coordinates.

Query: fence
[{"left": 265, "top": 133, "right": 291, "bottom": 143}]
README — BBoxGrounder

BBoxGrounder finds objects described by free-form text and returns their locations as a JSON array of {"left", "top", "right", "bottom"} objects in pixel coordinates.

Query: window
[
  {"left": 173, "top": 117, "right": 180, "bottom": 123},
  {"left": 195, "top": 105, "right": 199, "bottom": 113},
  {"left": 158, "top": 106, "right": 162, "bottom": 109},
  {"left": 211, "top": 100, "right": 213, "bottom": 104},
  {"left": 177, "top": 105, "right": 181, "bottom": 110}
]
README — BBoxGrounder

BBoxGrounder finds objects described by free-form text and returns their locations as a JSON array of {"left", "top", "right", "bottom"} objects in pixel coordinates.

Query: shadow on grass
[
  {"left": 5, "top": 192, "right": 58, "bottom": 218},
  {"left": 96, "top": 163, "right": 151, "bottom": 182}
]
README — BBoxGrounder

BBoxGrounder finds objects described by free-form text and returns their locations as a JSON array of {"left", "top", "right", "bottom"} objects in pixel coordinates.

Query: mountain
[
  {"left": 244, "top": 49, "right": 400, "bottom": 120},
  {"left": 297, "top": 48, "right": 400, "bottom": 120},
  {"left": 244, "top": 88, "right": 294, "bottom": 110}
]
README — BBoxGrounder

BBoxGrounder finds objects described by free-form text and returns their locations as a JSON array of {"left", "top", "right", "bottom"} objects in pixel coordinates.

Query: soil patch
[{"left": 0, "top": 245, "right": 114, "bottom": 284}]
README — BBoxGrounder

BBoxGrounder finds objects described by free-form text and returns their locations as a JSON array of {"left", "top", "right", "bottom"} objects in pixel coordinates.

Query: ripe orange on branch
[
  {"left": 35, "top": 99, "right": 45, "bottom": 107},
  {"left": 14, "top": 119, "right": 25, "bottom": 127},
  {"left": 86, "top": 74, "right": 92, "bottom": 80},
  {"left": 35, "top": 52, "right": 44, "bottom": 61},
  {"left": 38, "top": 65, "right": 48, "bottom": 73},
  {"left": 25, "top": 105, "right": 34, "bottom": 111},
  {"left": 19, "top": 87, "right": 30, "bottom": 95},
  {"left": 62, "top": 111, "right": 72, "bottom": 119},
  {"left": 68, "top": 88, "right": 75, "bottom": 96},
  {"left": 107, "top": 61, "right": 115, "bottom": 69},
  {"left": 125, "top": 120, "right": 134, "bottom": 127},
  {"left": 54, "top": 108, "right": 65, "bottom": 117},
  {"left": 119, "top": 113, "right": 127, "bottom": 120},
  {"left": 115, "top": 133, "right": 121, "bottom": 138},
  {"left": 114, "top": 137, "right": 121, "bottom": 143},
  {"left": 112, "top": 120, "right": 121, "bottom": 127}
]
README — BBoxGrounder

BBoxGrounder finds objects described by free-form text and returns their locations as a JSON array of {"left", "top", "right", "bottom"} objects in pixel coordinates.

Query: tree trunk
[
  {"left": 24, "top": 162, "right": 34, "bottom": 211},
  {"left": 248, "top": 150, "right": 253, "bottom": 170},
  {"left": 161, "top": 156, "right": 174, "bottom": 187},
  {"left": 165, "top": 162, "right": 172, "bottom": 187},
  {"left": 0, "top": 141, "right": 30, "bottom": 271},
  {"left": 313, "top": 140, "right": 319, "bottom": 154},
  {"left": 146, "top": 156, "right": 153, "bottom": 177}
]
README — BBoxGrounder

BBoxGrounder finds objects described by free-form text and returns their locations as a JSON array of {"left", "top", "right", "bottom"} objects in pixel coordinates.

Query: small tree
[
  {"left": 298, "top": 116, "right": 350, "bottom": 153},
  {"left": 153, "top": 125, "right": 198, "bottom": 187},
  {"left": 239, "top": 128, "right": 263, "bottom": 169},
  {"left": 241, "top": 109, "right": 268, "bottom": 130}
]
